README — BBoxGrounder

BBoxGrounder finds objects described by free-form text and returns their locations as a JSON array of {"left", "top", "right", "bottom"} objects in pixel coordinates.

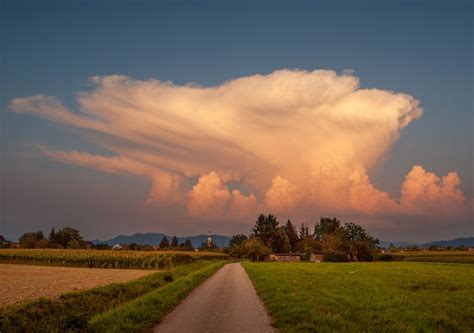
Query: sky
[{"left": 1, "top": 0, "right": 472, "bottom": 242}]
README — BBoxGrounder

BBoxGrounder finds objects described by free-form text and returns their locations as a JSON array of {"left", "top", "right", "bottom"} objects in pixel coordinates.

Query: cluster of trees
[
  {"left": 158, "top": 236, "right": 195, "bottom": 251},
  {"left": 18, "top": 227, "right": 86, "bottom": 249},
  {"left": 228, "top": 214, "right": 379, "bottom": 262}
]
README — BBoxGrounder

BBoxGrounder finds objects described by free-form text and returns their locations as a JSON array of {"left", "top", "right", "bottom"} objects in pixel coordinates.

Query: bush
[
  {"left": 323, "top": 251, "right": 349, "bottom": 262},
  {"left": 163, "top": 272, "right": 174, "bottom": 283},
  {"left": 377, "top": 254, "right": 395, "bottom": 261}
]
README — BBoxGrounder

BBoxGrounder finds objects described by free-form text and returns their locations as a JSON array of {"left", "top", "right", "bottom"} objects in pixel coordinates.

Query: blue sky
[{"left": 1, "top": 0, "right": 472, "bottom": 241}]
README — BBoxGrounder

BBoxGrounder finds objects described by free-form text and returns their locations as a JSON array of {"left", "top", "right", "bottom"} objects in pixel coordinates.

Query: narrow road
[{"left": 154, "top": 263, "right": 275, "bottom": 333}]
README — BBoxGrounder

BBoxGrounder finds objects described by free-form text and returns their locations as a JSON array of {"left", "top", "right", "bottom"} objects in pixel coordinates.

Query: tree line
[{"left": 228, "top": 214, "right": 380, "bottom": 262}]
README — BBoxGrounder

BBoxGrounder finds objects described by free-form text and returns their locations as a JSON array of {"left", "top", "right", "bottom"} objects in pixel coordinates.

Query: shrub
[
  {"left": 323, "top": 251, "right": 349, "bottom": 262},
  {"left": 377, "top": 254, "right": 395, "bottom": 261}
]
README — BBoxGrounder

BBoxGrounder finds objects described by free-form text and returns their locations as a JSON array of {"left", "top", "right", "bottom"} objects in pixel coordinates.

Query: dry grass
[{"left": 0, "top": 263, "right": 156, "bottom": 307}]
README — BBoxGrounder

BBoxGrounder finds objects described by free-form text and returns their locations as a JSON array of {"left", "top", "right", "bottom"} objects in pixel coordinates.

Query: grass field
[
  {"left": 243, "top": 261, "right": 474, "bottom": 332},
  {"left": 0, "top": 259, "right": 227, "bottom": 332},
  {"left": 0, "top": 248, "right": 226, "bottom": 269},
  {"left": 387, "top": 251, "right": 474, "bottom": 264}
]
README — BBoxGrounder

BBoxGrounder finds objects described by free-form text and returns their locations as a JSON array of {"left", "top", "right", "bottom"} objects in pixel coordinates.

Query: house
[
  {"left": 112, "top": 243, "right": 128, "bottom": 250},
  {"left": 267, "top": 253, "right": 302, "bottom": 262},
  {"left": 0, "top": 235, "right": 6, "bottom": 243}
]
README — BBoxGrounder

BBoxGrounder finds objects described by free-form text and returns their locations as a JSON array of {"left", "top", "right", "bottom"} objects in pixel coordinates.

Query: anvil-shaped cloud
[{"left": 10, "top": 69, "right": 470, "bottom": 224}]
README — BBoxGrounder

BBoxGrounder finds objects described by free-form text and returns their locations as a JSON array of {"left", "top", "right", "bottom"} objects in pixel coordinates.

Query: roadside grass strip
[{"left": 89, "top": 261, "right": 227, "bottom": 332}]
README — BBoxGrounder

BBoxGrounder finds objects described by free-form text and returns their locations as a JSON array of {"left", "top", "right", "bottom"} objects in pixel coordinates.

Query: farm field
[
  {"left": 0, "top": 248, "right": 226, "bottom": 269},
  {"left": 387, "top": 251, "right": 474, "bottom": 263},
  {"left": 0, "top": 263, "right": 156, "bottom": 308},
  {"left": 243, "top": 261, "right": 474, "bottom": 332},
  {"left": 0, "top": 251, "right": 228, "bottom": 332}
]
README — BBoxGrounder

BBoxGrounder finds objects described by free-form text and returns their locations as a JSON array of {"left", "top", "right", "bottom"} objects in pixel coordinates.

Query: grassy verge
[
  {"left": 243, "top": 261, "right": 474, "bottom": 332},
  {"left": 0, "top": 249, "right": 227, "bottom": 269},
  {"left": 0, "top": 261, "right": 223, "bottom": 332},
  {"left": 89, "top": 261, "right": 227, "bottom": 332}
]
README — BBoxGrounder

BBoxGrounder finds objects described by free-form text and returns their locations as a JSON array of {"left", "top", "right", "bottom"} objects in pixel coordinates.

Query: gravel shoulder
[{"left": 0, "top": 263, "right": 156, "bottom": 307}]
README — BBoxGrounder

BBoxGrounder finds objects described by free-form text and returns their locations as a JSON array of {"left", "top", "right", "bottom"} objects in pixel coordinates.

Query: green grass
[
  {"left": 89, "top": 261, "right": 227, "bottom": 332},
  {"left": 0, "top": 261, "right": 226, "bottom": 332},
  {"left": 243, "top": 261, "right": 474, "bottom": 332},
  {"left": 0, "top": 248, "right": 227, "bottom": 269},
  {"left": 387, "top": 251, "right": 474, "bottom": 264}
]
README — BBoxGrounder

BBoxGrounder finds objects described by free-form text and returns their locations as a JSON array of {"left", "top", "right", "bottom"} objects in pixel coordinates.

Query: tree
[
  {"left": 171, "top": 236, "right": 179, "bottom": 248},
  {"left": 229, "top": 234, "right": 248, "bottom": 248},
  {"left": 343, "top": 223, "right": 379, "bottom": 261},
  {"left": 299, "top": 223, "right": 310, "bottom": 239},
  {"left": 314, "top": 217, "right": 350, "bottom": 258},
  {"left": 252, "top": 214, "right": 279, "bottom": 246},
  {"left": 244, "top": 237, "right": 271, "bottom": 261},
  {"left": 55, "top": 227, "right": 82, "bottom": 248},
  {"left": 48, "top": 227, "right": 60, "bottom": 248},
  {"left": 180, "top": 239, "right": 194, "bottom": 251},
  {"left": 159, "top": 236, "right": 170, "bottom": 249},
  {"left": 67, "top": 239, "right": 83, "bottom": 249},
  {"left": 271, "top": 228, "right": 290, "bottom": 253},
  {"left": 284, "top": 220, "right": 299, "bottom": 251},
  {"left": 19, "top": 231, "right": 44, "bottom": 248}
]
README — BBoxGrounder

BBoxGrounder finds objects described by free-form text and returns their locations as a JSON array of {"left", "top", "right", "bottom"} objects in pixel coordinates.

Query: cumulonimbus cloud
[{"left": 10, "top": 69, "right": 471, "bottom": 222}]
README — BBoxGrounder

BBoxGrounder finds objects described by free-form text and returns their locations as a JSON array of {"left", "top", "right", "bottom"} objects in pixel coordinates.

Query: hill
[
  {"left": 379, "top": 237, "right": 474, "bottom": 249},
  {"left": 93, "top": 233, "right": 230, "bottom": 248}
]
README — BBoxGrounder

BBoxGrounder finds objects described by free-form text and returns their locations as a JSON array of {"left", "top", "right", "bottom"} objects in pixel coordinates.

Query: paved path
[{"left": 154, "top": 263, "right": 275, "bottom": 333}]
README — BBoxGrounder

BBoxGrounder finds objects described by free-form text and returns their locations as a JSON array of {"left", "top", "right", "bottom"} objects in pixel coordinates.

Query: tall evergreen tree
[
  {"left": 252, "top": 214, "right": 279, "bottom": 246},
  {"left": 284, "top": 219, "right": 299, "bottom": 251},
  {"left": 299, "top": 223, "right": 309, "bottom": 239},
  {"left": 159, "top": 236, "right": 170, "bottom": 249},
  {"left": 171, "top": 236, "right": 179, "bottom": 248}
]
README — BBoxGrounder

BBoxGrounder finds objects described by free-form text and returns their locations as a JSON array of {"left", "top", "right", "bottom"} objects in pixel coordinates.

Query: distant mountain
[
  {"left": 93, "top": 233, "right": 230, "bottom": 248},
  {"left": 379, "top": 237, "right": 474, "bottom": 249}
]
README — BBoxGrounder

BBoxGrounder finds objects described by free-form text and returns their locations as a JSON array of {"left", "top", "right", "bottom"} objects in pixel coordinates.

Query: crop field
[
  {"left": 387, "top": 250, "right": 474, "bottom": 264},
  {"left": 0, "top": 260, "right": 227, "bottom": 332},
  {"left": 0, "top": 264, "right": 156, "bottom": 308},
  {"left": 0, "top": 248, "right": 226, "bottom": 269},
  {"left": 243, "top": 261, "right": 474, "bottom": 332}
]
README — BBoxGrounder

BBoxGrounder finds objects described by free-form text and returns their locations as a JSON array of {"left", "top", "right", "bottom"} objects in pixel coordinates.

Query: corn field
[{"left": 0, "top": 249, "right": 227, "bottom": 269}]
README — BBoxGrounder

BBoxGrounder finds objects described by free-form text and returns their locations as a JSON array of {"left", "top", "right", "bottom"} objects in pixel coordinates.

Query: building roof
[{"left": 0, "top": 235, "right": 6, "bottom": 243}]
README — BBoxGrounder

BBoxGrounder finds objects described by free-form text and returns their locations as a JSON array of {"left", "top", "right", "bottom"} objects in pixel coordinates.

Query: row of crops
[{"left": 0, "top": 249, "right": 227, "bottom": 269}]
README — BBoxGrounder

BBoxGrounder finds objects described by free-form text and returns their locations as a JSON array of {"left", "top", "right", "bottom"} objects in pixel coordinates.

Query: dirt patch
[{"left": 0, "top": 263, "right": 156, "bottom": 307}]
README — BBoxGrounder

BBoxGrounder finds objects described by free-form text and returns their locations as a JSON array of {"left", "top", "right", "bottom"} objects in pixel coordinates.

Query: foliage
[
  {"left": 54, "top": 227, "right": 83, "bottom": 248},
  {"left": 245, "top": 237, "right": 271, "bottom": 261},
  {"left": 179, "top": 239, "right": 194, "bottom": 251},
  {"left": 19, "top": 231, "right": 45, "bottom": 248},
  {"left": 171, "top": 236, "right": 179, "bottom": 248},
  {"left": 243, "top": 261, "right": 474, "bottom": 332},
  {"left": 159, "top": 236, "right": 170, "bottom": 249},
  {"left": 283, "top": 220, "right": 299, "bottom": 251},
  {"left": 270, "top": 228, "right": 290, "bottom": 253},
  {"left": 252, "top": 214, "right": 279, "bottom": 246},
  {"left": 323, "top": 250, "right": 350, "bottom": 262},
  {"left": 377, "top": 253, "right": 395, "bottom": 261},
  {"left": 229, "top": 234, "right": 248, "bottom": 248},
  {"left": 343, "top": 222, "right": 379, "bottom": 261}
]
